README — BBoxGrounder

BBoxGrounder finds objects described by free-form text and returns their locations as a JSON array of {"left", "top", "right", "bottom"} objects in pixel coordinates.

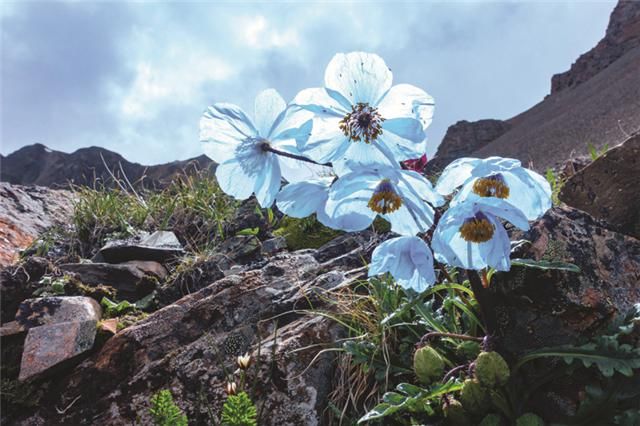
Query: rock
[
  {"left": 19, "top": 319, "right": 99, "bottom": 381},
  {"left": 487, "top": 206, "right": 640, "bottom": 421},
  {"left": 13, "top": 296, "right": 102, "bottom": 382},
  {"left": 559, "top": 133, "right": 640, "bottom": 239},
  {"left": 13, "top": 233, "right": 377, "bottom": 424},
  {"left": 261, "top": 237, "right": 287, "bottom": 256},
  {"left": 15, "top": 297, "right": 101, "bottom": 330},
  {"left": 99, "top": 319, "right": 118, "bottom": 335},
  {"left": 156, "top": 257, "right": 224, "bottom": 306},
  {"left": 0, "top": 321, "right": 25, "bottom": 337},
  {"left": 0, "top": 183, "right": 74, "bottom": 267},
  {"left": 120, "top": 260, "right": 168, "bottom": 280},
  {"left": 0, "top": 257, "right": 52, "bottom": 323},
  {"left": 59, "top": 262, "right": 162, "bottom": 301},
  {"left": 94, "top": 231, "right": 184, "bottom": 264},
  {"left": 551, "top": 1, "right": 640, "bottom": 94},
  {"left": 209, "top": 235, "right": 263, "bottom": 271},
  {"left": 424, "top": 119, "right": 511, "bottom": 175}
]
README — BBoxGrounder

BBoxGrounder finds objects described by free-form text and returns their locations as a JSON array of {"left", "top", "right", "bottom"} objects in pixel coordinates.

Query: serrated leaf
[{"left": 511, "top": 258, "right": 581, "bottom": 273}]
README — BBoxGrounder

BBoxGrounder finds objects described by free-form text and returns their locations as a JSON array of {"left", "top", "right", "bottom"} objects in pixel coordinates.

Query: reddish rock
[
  {"left": 559, "top": 133, "right": 640, "bottom": 239},
  {"left": 0, "top": 183, "right": 73, "bottom": 267},
  {"left": 19, "top": 319, "right": 99, "bottom": 381}
]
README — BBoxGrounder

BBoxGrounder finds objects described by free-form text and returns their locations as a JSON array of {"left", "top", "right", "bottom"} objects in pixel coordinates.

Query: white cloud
[{"left": 239, "top": 15, "right": 299, "bottom": 49}]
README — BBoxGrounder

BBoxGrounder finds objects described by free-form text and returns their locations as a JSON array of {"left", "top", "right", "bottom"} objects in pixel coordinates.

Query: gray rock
[
  {"left": 59, "top": 262, "right": 161, "bottom": 301},
  {"left": 210, "top": 235, "right": 263, "bottom": 270},
  {"left": 560, "top": 133, "right": 640, "bottom": 239},
  {"left": 95, "top": 231, "right": 184, "bottom": 264},
  {"left": 20, "top": 234, "right": 376, "bottom": 424},
  {"left": 261, "top": 237, "right": 287, "bottom": 255}
]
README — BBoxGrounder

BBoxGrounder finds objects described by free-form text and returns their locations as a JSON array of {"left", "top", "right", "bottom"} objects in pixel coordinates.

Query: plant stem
[
  {"left": 467, "top": 270, "right": 497, "bottom": 337},
  {"left": 261, "top": 143, "right": 332, "bottom": 167},
  {"left": 419, "top": 332, "right": 484, "bottom": 346}
]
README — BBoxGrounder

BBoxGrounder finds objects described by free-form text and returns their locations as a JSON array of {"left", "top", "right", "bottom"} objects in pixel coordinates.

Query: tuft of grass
[
  {"left": 274, "top": 215, "right": 342, "bottom": 250},
  {"left": 71, "top": 169, "right": 237, "bottom": 255}
]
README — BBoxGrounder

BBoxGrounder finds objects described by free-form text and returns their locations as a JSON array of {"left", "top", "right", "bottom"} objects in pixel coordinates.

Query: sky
[{"left": 1, "top": 0, "right": 617, "bottom": 165}]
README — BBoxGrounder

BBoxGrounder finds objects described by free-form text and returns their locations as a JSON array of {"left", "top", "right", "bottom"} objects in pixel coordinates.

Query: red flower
[{"left": 402, "top": 154, "right": 428, "bottom": 172}]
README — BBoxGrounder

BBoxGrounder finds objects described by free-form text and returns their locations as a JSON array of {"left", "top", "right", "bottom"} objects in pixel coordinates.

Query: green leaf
[
  {"left": 515, "top": 340, "right": 640, "bottom": 377},
  {"left": 221, "top": 391, "right": 257, "bottom": 426},
  {"left": 236, "top": 227, "right": 260, "bottom": 236},
  {"left": 267, "top": 207, "right": 275, "bottom": 225},
  {"left": 149, "top": 389, "right": 188, "bottom": 426},
  {"left": 511, "top": 258, "right": 580, "bottom": 273}
]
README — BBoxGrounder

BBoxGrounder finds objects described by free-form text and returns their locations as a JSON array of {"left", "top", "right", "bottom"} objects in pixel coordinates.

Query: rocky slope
[
  {"left": 0, "top": 144, "right": 213, "bottom": 189},
  {"left": 428, "top": 0, "right": 640, "bottom": 172}
]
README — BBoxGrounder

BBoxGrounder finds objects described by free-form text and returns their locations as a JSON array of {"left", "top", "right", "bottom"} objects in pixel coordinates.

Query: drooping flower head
[
  {"left": 369, "top": 236, "right": 436, "bottom": 292},
  {"left": 431, "top": 196, "right": 529, "bottom": 271},
  {"left": 290, "top": 52, "right": 435, "bottom": 175},
  {"left": 200, "top": 89, "right": 328, "bottom": 207},
  {"left": 435, "top": 157, "right": 551, "bottom": 220},
  {"left": 325, "top": 165, "right": 444, "bottom": 235}
]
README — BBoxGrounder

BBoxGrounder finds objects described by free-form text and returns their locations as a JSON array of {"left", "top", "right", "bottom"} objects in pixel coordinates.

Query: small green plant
[
  {"left": 149, "top": 389, "right": 188, "bottom": 426},
  {"left": 221, "top": 391, "right": 258, "bottom": 426},
  {"left": 100, "top": 297, "right": 136, "bottom": 318},
  {"left": 33, "top": 275, "right": 70, "bottom": 297},
  {"left": 588, "top": 142, "right": 609, "bottom": 161},
  {"left": 274, "top": 215, "right": 342, "bottom": 250},
  {"left": 545, "top": 168, "right": 565, "bottom": 206}
]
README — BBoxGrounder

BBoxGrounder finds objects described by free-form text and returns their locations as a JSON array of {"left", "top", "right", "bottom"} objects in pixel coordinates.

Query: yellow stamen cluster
[
  {"left": 368, "top": 180, "right": 402, "bottom": 214},
  {"left": 472, "top": 175, "right": 510, "bottom": 199},
  {"left": 459, "top": 217, "right": 495, "bottom": 243},
  {"left": 339, "top": 103, "right": 385, "bottom": 144}
]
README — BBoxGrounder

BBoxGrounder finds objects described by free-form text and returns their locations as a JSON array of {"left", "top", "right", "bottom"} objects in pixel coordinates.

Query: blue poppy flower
[
  {"left": 435, "top": 157, "right": 552, "bottom": 220},
  {"left": 289, "top": 52, "right": 434, "bottom": 175},
  {"left": 200, "top": 89, "right": 329, "bottom": 207},
  {"left": 369, "top": 236, "right": 436, "bottom": 292},
  {"left": 325, "top": 165, "right": 444, "bottom": 235},
  {"left": 431, "top": 195, "right": 530, "bottom": 271},
  {"left": 275, "top": 178, "right": 342, "bottom": 228}
]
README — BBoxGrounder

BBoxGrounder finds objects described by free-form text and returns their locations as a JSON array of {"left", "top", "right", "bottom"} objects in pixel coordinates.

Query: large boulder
[
  {"left": 488, "top": 206, "right": 640, "bottom": 421},
  {"left": 559, "top": 133, "right": 640, "bottom": 239},
  {"left": 10, "top": 234, "right": 377, "bottom": 425},
  {"left": 0, "top": 183, "right": 74, "bottom": 267},
  {"left": 491, "top": 206, "right": 640, "bottom": 355}
]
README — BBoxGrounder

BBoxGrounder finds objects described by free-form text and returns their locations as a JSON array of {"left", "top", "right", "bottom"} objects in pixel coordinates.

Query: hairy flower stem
[
  {"left": 467, "top": 270, "right": 497, "bottom": 337},
  {"left": 261, "top": 143, "right": 332, "bottom": 167},
  {"left": 418, "top": 332, "right": 483, "bottom": 347}
]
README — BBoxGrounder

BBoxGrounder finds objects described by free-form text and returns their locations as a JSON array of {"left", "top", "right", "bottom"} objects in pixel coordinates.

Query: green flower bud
[
  {"left": 479, "top": 414, "right": 502, "bottom": 426},
  {"left": 413, "top": 345, "right": 445, "bottom": 384},
  {"left": 516, "top": 413, "right": 545, "bottom": 426},
  {"left": 443, "top": 399, "right": 471, "bottom": 426},
  {"left": 460, "top": 379, "right": 491, "bottom": 416},
  {"left": 474, "top": 351, "right": 510, "bottom": 388}
]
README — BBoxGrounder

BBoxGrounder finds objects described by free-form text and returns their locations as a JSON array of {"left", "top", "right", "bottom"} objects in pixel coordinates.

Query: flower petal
[
  {"left": 276, "top": 180, "right": 329, "bottom": 218},
  {"left": 254, "top": 89, "right": 286, "bottom": 137},
  {"left": 377, "top": 84, "right": 434, "bottom": 129},
  {"left": 369, "top": 236, "right": 435, "bottom": 292},
  {"left": 435, "top": 157, "right": 481, "bottom": 195},
  {"left": 290, "top": 87, "right": 348, "bottom": 116},
  {"left": 200, "top": 103, "right": 257, "bottom": 163},
  {"left": 382, "top": 118, "right": 426, "bottom": 144},
  {"left": 215, "top": 157, "right": 257, "bottom": 201},
  {"left": 253, "top": 153, "right": 281, "bottom": 207},
  {"left": 324, "top": 52, "right": 393, "bottom": 105},
  {"left": 299, "top": 116, "right": 350, "bottom": 164}
]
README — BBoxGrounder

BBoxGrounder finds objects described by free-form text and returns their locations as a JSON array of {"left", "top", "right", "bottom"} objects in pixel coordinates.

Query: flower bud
[
  {"left": 237, "top": 353, "right": 251, "bottom": 370},
  {"left": 225, "top": 381, "right": 237, "bottom": 395},
  {"left": 474, "top": 351, "right": 510, "bottom": 388},
  {"left": 413, "top": 345, "right": 445, "bottom": 384},
  {"left": 516, "top": 413, "right": 544, "bottom": 426},
  {"left": 479, "top": 413, "right": 502, "bottom": 426},
  {"left": 460, "top": 379, "right": 490, "bottom": 416}
]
